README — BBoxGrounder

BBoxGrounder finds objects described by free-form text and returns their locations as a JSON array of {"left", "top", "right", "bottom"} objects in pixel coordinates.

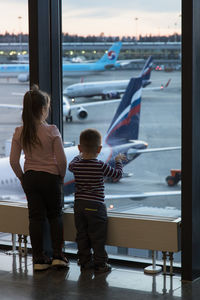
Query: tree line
[{"left": 0, "top": 32, "right": 181, "bottom": 43}]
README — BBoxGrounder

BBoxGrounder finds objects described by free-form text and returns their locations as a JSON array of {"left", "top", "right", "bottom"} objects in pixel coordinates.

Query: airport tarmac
[{"left": 0, "top": 69, "right": 181, "bottom": 217}]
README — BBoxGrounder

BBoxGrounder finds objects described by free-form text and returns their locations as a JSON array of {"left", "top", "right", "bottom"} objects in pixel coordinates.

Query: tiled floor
[{"left": 0, "top": 250, "right": 199, "bottom": 300}]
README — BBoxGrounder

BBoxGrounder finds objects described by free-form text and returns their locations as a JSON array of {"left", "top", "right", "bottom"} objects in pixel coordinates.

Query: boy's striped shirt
[{"left": 68, "top": 155, "right": 123, "bottom": 202}]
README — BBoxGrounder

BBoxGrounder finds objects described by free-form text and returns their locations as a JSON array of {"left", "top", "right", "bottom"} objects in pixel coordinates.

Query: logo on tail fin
[
  {"left": 140, "top": 56, "right": 153, "bottom": 87},
  {"left": 98, "top": 41, "right": 122, "bottom": 64},
  {"left": 104, "top": 77, "right": 143, "bottom": 146},
  {"left": 108, "top": 50, "right": 116, "bottom": 60}
]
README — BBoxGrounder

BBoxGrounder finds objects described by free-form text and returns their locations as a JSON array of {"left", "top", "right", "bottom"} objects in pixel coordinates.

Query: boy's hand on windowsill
[{"left": 115, "top": 153, "right": 127, "bottom": 162}]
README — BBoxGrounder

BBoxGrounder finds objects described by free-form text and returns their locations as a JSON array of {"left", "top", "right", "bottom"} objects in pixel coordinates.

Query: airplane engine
[
  {"left": 18, "top": 73, "right": 29, "bottom": 82},
  {"left": 127, "top": 148, "right": 137, "bottom": 161},
  {"left": 104, "top": 92, "right": 121, "bottom": 100},
  {"left": 77, "top": 107, "right": 88, "bottom": 120}
]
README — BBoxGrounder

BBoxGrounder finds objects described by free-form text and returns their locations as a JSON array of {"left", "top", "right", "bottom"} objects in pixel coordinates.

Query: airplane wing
[
  {"left": 0, "top": 104, "right": 22, "bottom": 109},
  {"left": 103, "top": 142, "right": 181, "bottom": 162},
  {"left": 117, "top": 59, "right": 144, "bottom": 67},
  {"left": 109, "top": 142, "right": 181, "bottom": 153},
  {"left": 64, "top": 190, "right": 181, "bottom": 206},
  {"left": 0, "top": 97, "right": 120, "bottom": 111},
  {"left": 130, "top": 146, "right": 181, "bottom": 154},
  {"left": 70, "top": 98, "right": 121, "bottom": 110}
]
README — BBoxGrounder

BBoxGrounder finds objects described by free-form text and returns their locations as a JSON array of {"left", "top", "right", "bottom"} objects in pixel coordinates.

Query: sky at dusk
[{"left": 0, "top": 0, "right": 181, "bottom": 37}]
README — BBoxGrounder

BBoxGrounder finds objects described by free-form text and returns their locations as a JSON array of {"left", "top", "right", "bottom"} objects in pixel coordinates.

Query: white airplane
[
  {"left": 0, "top": 76, "right": 180, "bottom": 206},
  {"left": 0, "top": 93, "right": 121, "bottom": 123},
  {"left": 63, "top": 56, "right": 170, "bottom": 101}
]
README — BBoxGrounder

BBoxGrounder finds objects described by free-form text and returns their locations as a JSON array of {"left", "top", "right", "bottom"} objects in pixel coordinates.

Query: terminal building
[{"left": 0, "top": 41, "right": 181, "bottom": 68}]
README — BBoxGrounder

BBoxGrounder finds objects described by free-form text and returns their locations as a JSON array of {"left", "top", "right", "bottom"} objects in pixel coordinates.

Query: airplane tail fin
[
  {"left": 139, "top": 56, "right": 153, "bottom": 87},
  {"left": 104, "top": 77, "right": 143, "bottom": 146},
  {"left": 164, "top": 78, "right": 171, "bottom": 88},
  {"left": 98, "top": 41, "right": 122, "bottom": 65}
]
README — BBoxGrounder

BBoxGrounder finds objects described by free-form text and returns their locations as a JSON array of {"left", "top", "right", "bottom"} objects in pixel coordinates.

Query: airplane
[
  {"left": 63, "top": 56, "right": 169, "bottom": 101},
  {"left": 0, "top": 92, "right": 121, "bottom": 123},
  {"left": 0, "top": 76, "right": 180, "bottom": 206},
  {"left": 0, "top": 42, "right": 122, "bottom": 82}
]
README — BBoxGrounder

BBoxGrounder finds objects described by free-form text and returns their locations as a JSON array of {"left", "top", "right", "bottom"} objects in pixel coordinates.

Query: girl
[{"left": 10, "top": 85, "right": 68, "bottom": 271}]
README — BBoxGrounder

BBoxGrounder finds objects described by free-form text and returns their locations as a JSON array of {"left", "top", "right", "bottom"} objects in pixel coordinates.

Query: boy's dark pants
[
  {"left": 74, "top": 200, "right": 108, "bottom": 266},
  {"left": 23, "top": 170, "right": 64, "bottom": 261}
]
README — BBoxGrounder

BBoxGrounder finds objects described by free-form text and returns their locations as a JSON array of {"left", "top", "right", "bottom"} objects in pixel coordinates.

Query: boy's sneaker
[
  {"left": 33, "top": 256, "right": 52, "bottom": 271},
  {"left": 52, "top": 254, "right": 69, "bottom": 268},
  {"left": 94, "top": 263, "right": 112, "bottom": 273}
]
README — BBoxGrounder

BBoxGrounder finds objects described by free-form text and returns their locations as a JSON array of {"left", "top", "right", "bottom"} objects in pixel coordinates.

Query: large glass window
[
  {"left": 0, "top": 0, "right": 181, "bottom": 264},
  {"left": 0, "top": 0, "right": 29, "bottom": 157},
  {"left": 62, "top": 0, "right": 181, "bottom": 262},
  {"left": 0, "top": 0, "right": 29, "bottom": 245}
]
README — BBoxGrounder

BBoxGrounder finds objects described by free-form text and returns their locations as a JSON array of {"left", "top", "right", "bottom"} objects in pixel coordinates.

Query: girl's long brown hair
[{"left": 21, "top": 84, "right": 50, "bottom": 152}]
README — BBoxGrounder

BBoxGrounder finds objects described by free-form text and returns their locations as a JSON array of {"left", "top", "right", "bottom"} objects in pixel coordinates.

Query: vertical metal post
[
  {"left": 28, "top": 0, "right": 63, "bottom": 257},
  {"left": 144, "top": 250, "right": 162, "bottom": 274},
  {"left": 169, "top": 252, "right": 174, "bottom": 276},
  {"left": 12, "top": 234, "right": 16, "bottom": 252},
  {"left": 18, "top": 234, "right": 22, "bottom": 255},
  {"left": 28, "top": 0, "right": 63, "bottom": 133},
  {"left": 162, "top": 251, "right": 167, "bottom": 275},
  {"left": 182, "top": 0, "right": 200, "bottom": 281}
]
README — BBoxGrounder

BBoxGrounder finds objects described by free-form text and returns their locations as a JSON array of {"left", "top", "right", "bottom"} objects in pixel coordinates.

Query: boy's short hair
[{"left": 80, "top": 129, "right": 102, "bottom": 153}]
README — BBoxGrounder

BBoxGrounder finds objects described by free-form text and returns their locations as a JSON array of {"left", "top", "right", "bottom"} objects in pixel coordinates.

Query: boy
[{"left": 68, "top": 128, "right": 125, "bottom": 273}]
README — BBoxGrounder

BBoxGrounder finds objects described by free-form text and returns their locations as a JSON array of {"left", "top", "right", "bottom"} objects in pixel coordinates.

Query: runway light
[{"left": 109, "top": 204, "right": 114, "bottom": 209}]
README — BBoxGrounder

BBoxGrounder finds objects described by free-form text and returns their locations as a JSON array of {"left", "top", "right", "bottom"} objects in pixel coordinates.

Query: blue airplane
[
  {"left": 63, "top": 41, "right": 122, "bottom": 76},
  {"left": 0, "top": 42, "right": 122, "bottom": 82}
]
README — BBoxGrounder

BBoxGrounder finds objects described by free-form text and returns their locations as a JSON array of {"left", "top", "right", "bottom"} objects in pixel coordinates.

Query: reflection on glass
[{"left": 62, "top": 0, "right": 181, "bottom": 263}]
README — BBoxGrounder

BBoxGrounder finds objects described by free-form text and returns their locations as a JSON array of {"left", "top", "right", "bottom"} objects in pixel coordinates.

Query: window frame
[{"left": 28, "top": 0, "right": 200, "bottom": 281}]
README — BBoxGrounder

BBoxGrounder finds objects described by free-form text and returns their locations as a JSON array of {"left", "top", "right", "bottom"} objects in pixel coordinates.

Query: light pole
[
  {"left": 178, "top": 13, "right": 182, "bottom": 42},
  {"left": 134, "top": 17, "right": 138, "bottom": 42},
  {"left": 174, "top": 14, "right": 181, "bottom": 43},
  {"left": 18, "top": 16, "right": 22, "bottom": 55},
  {"left": 158, "top": 27, "right": 160, "bottom": 42},
  {"left": 174, "top": 22, "right": 177, "bottom": 42}
]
